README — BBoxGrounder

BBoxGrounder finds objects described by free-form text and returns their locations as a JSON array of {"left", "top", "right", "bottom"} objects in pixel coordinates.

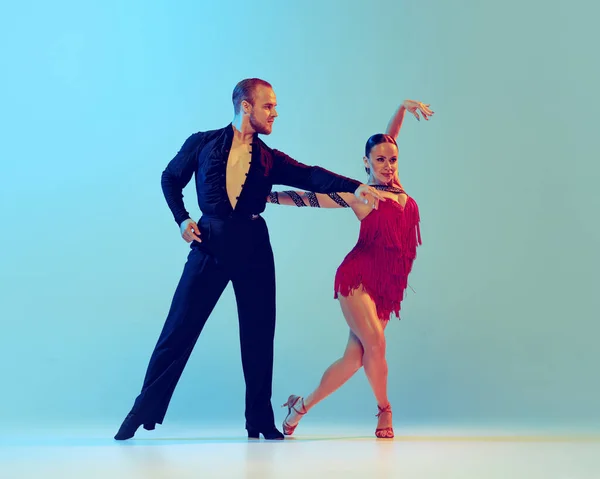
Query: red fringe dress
[{"left": 334, "top": 194, "right": 422, "bottom": 320}]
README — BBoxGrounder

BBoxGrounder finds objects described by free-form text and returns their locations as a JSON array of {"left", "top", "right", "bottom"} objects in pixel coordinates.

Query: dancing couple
[{"left": 114, "top": 78, "right": 433, "bottom": 441}]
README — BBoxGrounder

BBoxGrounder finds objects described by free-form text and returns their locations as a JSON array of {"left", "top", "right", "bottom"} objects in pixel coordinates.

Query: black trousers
[{"left": 131, "top": 214, "right": 277, "bottom": 431}]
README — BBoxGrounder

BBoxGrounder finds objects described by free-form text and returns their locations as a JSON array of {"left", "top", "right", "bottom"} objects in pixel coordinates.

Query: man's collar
[{"left": 225, "top": 123, "right": 259, "bottom": 143}]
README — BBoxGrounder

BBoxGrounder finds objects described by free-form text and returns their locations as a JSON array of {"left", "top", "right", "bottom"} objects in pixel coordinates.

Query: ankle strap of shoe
[{"left": 376, "top": 404, "right": 392, "bottom": 416}]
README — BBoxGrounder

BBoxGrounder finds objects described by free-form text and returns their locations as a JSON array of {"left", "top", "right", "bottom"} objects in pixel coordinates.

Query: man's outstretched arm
[{"left": 269, "top": 150, "right": 385, "bottom": 207}]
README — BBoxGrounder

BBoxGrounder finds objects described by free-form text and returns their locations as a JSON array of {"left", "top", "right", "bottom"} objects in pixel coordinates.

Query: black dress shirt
[{"left": 161, "top": 124, "right": 361, "bottom": 225}]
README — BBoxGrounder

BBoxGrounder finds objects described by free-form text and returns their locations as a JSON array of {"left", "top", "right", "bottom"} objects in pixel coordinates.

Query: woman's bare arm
[
  {"left": 266, "top": 190, "right": 358, "bottom": 208},
  {"left": 386, "top": 100, "right": 434, "bottom": 139}
]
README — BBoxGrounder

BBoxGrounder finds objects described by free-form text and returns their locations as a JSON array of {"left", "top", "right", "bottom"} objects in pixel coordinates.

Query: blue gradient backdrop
[{"left": 1, "top": 0, "right": 598, "bottom": 433}]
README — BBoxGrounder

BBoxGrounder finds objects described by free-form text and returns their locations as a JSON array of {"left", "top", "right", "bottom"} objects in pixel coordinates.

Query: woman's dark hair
[{"left": 364, "top": 134, "right": 397, "bottom": 174}]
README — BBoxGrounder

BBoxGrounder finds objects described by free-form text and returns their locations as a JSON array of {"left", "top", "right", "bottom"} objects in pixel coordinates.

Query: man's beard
[{"left": 249, "top": 114, "right": 271, "bottom": 135}]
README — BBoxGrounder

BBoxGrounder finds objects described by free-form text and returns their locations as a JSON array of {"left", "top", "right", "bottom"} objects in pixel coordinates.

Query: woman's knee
[{"left": 362, "top": 332, "right": 386, "bottom": 358}]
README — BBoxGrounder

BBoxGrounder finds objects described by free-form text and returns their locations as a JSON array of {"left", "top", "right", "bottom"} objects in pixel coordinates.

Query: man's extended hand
[
  {"left": 354, "top": 184, "right": 387, "bottom": 209},
  {"left": 180, "top": 219, "right": 202, "bottom": 243}
]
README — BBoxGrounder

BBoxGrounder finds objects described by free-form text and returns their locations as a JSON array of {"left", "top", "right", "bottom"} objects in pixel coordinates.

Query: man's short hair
[{"left": 232, "top": 78, "right": 272, "bottom": 114}]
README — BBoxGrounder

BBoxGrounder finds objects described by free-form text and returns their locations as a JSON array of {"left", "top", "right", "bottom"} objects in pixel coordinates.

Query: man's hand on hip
[{"left": 180, "top": 219, "right": 202, "bottom": 243}]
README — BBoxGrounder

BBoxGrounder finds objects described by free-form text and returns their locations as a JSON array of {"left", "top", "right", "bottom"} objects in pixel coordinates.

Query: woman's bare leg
[
  {"left": 339, "top": 288, "right": 392, "bottom": 431},
  {"left": 284, "top": 288, "right": 391, "bottom": 431},
  {"left": 284, "top": 330, "right": 364, "bottom": 428}
]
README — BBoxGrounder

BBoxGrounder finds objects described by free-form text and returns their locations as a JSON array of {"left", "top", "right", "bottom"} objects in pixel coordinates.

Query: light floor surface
[{"left": 1, "top": 425, "right": 599, "bottom": 479}]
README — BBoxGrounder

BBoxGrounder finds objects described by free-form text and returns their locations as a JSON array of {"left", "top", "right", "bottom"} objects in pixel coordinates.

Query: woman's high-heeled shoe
[
  {"left": 281, "top": 395, "right": 307, "bottom": 436},
  {"left": 375, "top": 404, "right": 394, "bottom": 439}
]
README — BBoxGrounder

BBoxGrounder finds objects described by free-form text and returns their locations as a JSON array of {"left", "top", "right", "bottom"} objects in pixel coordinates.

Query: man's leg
[
  {"left": 231, "top": 243, "right": 280, "bottom": 439},
  {"left": 115, "top": 245, "right": 229, "bottom": 440}
]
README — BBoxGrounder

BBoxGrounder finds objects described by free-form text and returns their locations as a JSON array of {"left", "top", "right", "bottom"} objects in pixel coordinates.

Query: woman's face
[{"left": 364, "top": 142, "right": 399, "bottom": 185}]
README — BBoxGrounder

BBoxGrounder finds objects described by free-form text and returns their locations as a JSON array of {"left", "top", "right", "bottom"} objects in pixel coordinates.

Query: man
[{"left": 114, "top": 78, "right": 383, "bottom": 441}]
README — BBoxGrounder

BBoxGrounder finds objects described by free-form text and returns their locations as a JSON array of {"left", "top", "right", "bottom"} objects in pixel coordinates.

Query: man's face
[{"left": 245, "top": 85, "right": 278, "bottom": 135}]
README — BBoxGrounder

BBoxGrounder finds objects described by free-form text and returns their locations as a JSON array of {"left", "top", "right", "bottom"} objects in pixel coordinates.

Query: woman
[{"left": 266, "top": 99, "right": 433, "bottom": 438}]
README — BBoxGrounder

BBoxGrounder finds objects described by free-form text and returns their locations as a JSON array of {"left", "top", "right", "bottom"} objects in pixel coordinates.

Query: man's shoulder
[
  {"left": 178, "top": 125, "right": 228, "bottom": 152},
  {"left": 255, "top": 137, "right": 290, "bottom": 159},
  {"left": 189, "top": 125, "right": 228, "bottom": 142}
]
